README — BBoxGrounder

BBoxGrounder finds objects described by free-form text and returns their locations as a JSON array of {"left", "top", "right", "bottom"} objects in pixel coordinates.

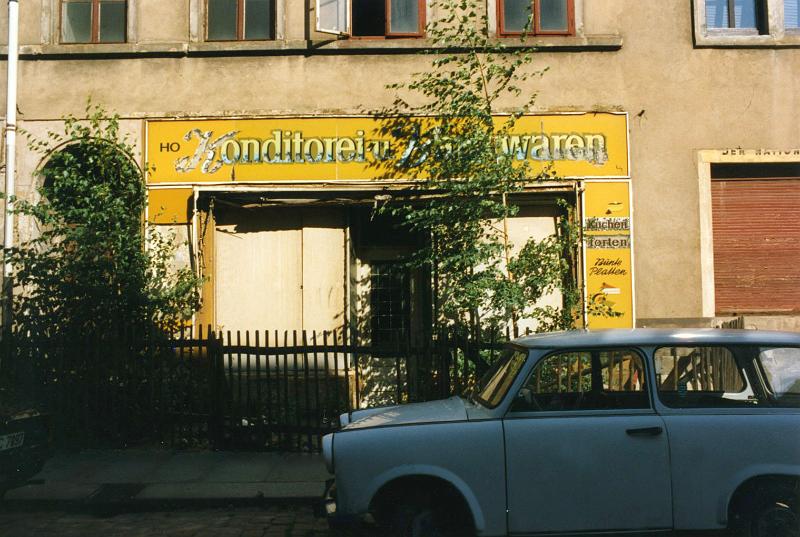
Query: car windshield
[{"left": 473, "top": 348, "right": 528, "bottom": 408}]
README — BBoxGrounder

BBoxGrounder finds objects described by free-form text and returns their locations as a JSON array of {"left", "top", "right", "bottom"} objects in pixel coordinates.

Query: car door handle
[{"left": 626, "top": 426, "right": 663, "bottom": 437}]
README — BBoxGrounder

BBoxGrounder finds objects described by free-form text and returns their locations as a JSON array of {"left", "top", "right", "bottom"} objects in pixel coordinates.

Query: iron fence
[
  {"left": 718, "top": 316, "right": 746, "bottom": 329},
  {"left": 0, "top": 326, "right": 508, "bottom": 452}
]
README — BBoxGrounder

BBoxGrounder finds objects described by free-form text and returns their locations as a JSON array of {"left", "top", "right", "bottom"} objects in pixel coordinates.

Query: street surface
[
  {"left": 0, "top": 505, "right": 356, "bottom": 537},
  {"left": 0, "top": 506, "right": 736, "bottom": 536}
]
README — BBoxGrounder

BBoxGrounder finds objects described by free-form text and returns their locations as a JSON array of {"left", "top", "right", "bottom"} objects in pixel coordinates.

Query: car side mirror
[{"left": 512, "top": 387, "right": 533, "bottom": 411}]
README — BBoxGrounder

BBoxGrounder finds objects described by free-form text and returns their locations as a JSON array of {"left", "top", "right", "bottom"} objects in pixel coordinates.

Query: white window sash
[{"left": 316, "top": 0, "right": 350, "bottom": 35}]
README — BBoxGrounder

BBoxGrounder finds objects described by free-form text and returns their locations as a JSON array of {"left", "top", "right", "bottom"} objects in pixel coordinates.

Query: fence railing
[
  {"left": 0, "top": 327, "right": 508, "bottom": 452},
  {"left": 718, "top": 316, "right": 746, "bottom": 329}
]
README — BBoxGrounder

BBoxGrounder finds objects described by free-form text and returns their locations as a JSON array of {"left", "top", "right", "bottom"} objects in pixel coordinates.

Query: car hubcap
[
  {"left": 410, "top": 509, "right": 443, "bottom": 537},
  {"left": 755, "top": 504, "right": 800, "bottom": 537}
]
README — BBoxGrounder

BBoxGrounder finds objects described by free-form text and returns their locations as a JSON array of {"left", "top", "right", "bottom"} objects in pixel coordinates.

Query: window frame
[
  {"left": 60, "top": 0, "right": 127, "bottom": 44},
  {"left": 315, "top": 0, "right": 426, "bottom": 38},
  {"left": 474, "top": 346, "right": 531, "bottom": 409},
  {"left": 653, "top": 345, "right": 765, "bottom": 410},
  {"left": 350, "top": 0, "right": 426, "bottom": 39},
  {"left": 756, "top": 346, "right": 800, "bottom": 403},
  {"left": 703, "top": 0, "right": 768, "bottom": 34},
  {"left": 785, "top": 0, "right": 800, "bottom": 32},
  {"left": 368, "top": 260, "right": 412, "bottom": 346},
  {"left": 506, "top": 346, "right": 653, "bottom": 415},
  {"left": 206, "top": 0, "right": 276, "bottom": 42},
  {"left": 497, "top": 0, "right": 575, "bottom": 37},
  {"left": 385, "top": 0, "right": 426, "bottom": 37},
  {"left": 694, "top": 0, "right": 800, "bottom": 46}
]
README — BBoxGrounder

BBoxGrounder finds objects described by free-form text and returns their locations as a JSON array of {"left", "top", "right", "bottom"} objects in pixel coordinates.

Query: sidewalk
[{"left": 1, "top": 450, "right": 331, "bottom": 512}]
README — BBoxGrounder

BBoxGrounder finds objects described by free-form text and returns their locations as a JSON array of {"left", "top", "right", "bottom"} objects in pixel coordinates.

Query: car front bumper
[
  {"left": 323, "top": 478, "right": 373, "bottom": 529},
  {"left": 0, "top": 412, "right": 51, "bottom": 489}
]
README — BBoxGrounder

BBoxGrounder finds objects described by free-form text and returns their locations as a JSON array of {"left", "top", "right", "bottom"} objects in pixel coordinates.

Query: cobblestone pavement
[
  {"left": 0, "top": 508, "right": 736, "bottom": 537},
  {"left": 0, "top": 505, "right": 364, "bottom": 537}
]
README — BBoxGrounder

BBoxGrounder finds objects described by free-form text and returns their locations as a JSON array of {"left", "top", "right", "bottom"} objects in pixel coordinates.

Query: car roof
[{"left": 513, "top": 328, "right": 800, "bottom": 349}]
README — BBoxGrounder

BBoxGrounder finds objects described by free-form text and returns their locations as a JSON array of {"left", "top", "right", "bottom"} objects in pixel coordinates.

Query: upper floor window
[
  {"left": 61, "top": 0, "right": 126, "bottom": 43},
  {"left": 705, "top": 0, "right": 767, "bottom": 32},
  {"left": 316, "top": 0, "right": 425, "bottom": 38},
  {"left": 696, "top": 0, "right": 800, "bottom": 45},
  {"left": 498, "top": 0, "right": 574, "bottom": 36},
  {"left": 207, "top": 0, "right": 275, "bottom": 41},
  {"left": 786, "top": 0, "right": 800, "bottom": 28}
]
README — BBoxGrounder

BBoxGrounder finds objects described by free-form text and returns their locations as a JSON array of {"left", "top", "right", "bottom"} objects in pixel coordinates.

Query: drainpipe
[{"left": 3, "top": 0, "right": 19, "bottom": 330}]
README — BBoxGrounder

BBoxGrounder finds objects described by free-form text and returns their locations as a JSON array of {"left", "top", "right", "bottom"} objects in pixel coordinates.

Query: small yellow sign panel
[
  {"left": 145, "top": 113, "right": 629, "bottom": 184},
  {"left": 583, "top": 181, "right": 634, "bottom": 329},
  {"left": 148, "top": 188, "right": 193, "bottom": 224}
]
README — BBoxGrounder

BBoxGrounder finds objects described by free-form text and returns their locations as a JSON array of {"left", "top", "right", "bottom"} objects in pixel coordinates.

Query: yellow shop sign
[
  {"left": 582, "top": 181, "right": 634, "bottom": 329},
  {"left": 145, "top": 113, "right": 629, "bottom": 183}
]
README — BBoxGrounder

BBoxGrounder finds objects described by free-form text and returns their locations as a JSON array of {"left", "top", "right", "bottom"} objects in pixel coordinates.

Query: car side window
[
  {"left": 475, "top": 349, "right": 529, "bottom": 408},
  {"left": 654, "top": 346, "right": 760, "bottom": 408},
  {"left": 511, "top": 349, "right": 649, "bottom": 412},
  {"left": 758, "top": 347, "right": 800, "bottom": 407}
]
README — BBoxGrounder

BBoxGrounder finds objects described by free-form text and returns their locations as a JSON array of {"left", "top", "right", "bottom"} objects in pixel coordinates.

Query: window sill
[
  {"left": 17, "top": 42, "right": 191, "bottom": 58},
  {"left": 695, "top": 31, "right": 800, "bottom": 48},
  {"left": 187, "top": 40, "right": 309, "bottom": 54},
  {"left": 4, "top": 34, "right": 621, "bottom": 59},
  {"left": 310, "top": 34, "right": 622, "bottom": 52},
  {"left": 11, "top": 40, "right": 310, "bottom": 59}
]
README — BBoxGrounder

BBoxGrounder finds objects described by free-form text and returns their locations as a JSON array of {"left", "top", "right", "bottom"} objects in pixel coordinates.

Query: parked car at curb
[
  {"left": 0, "top": 408, "right": 51, "bottom": 496},
  {"left": 323, "top": 329, "right": 800, "bottom": 537}
]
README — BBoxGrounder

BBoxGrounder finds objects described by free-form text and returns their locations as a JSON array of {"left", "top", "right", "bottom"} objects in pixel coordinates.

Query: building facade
[{"left": 2, "top": 0, "right": 800, "bottom": 336}]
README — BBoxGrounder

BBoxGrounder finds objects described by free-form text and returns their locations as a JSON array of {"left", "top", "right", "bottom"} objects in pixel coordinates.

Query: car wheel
[
  {"left": 388, "top": 502, "right": 450, "bottom": 537},
  {"left": 751, "top": 500, "right": 799, "bottom": 537},
  {"left": 741, "top": 485, "right": 800, "bottom": 537}
]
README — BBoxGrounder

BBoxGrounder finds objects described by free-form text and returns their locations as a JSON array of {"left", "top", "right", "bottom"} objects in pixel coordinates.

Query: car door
[
  {"left": 652, "top": 344, "right": 800, "bottom": 531},
  {"left": 503, "top": 348, "right": 673, "bottom": 534}
]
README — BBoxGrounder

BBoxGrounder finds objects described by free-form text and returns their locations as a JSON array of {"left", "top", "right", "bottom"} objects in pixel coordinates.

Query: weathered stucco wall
[{"left": 0, "top": 0, "right": 798, "bottom": 322}]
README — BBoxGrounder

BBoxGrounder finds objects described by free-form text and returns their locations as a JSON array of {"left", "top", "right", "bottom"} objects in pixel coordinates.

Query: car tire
[
  {"left": 387, "top": 502, "right": 449, "bottom": 537},
  {"left": 744, "top": 486, "right": 800, "bottom": 537}
]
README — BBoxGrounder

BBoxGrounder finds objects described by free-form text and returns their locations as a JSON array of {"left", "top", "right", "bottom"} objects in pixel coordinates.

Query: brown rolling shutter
[{"left": 711, "top": 178, "right": 800, "bottom": 314}]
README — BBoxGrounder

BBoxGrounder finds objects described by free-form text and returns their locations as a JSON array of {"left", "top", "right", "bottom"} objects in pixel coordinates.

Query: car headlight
[{"left": 322, "top": 433, "right": 334, "bottom": 474}]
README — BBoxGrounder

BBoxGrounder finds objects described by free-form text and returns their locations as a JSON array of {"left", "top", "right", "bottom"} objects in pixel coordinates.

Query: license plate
[{"left": 0, "top": 432, "right": 24, "bottom": 451}]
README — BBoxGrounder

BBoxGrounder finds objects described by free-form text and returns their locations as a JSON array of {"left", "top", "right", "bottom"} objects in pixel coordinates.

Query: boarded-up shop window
[{"left": 711, "top": 163, "right": 800, "bottom": 314}]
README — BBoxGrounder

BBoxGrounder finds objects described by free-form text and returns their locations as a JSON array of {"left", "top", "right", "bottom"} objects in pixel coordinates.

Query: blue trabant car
[{"left": 323, "top": 329, "right": 800, "bottom": 537}]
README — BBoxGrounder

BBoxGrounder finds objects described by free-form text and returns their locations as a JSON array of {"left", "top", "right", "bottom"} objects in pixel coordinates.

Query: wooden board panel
[
  {"left": 711, "top": 178, "right": 800, "bottom": 314},
  {"left": 213, "top": 207, "right": 347, "bottom": 334},
  {"left": 215, "top": 208, "right": 303, "bottom": 333},
  {"left": 301, "top": 208, "right": 346, "bottom": 336}
]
